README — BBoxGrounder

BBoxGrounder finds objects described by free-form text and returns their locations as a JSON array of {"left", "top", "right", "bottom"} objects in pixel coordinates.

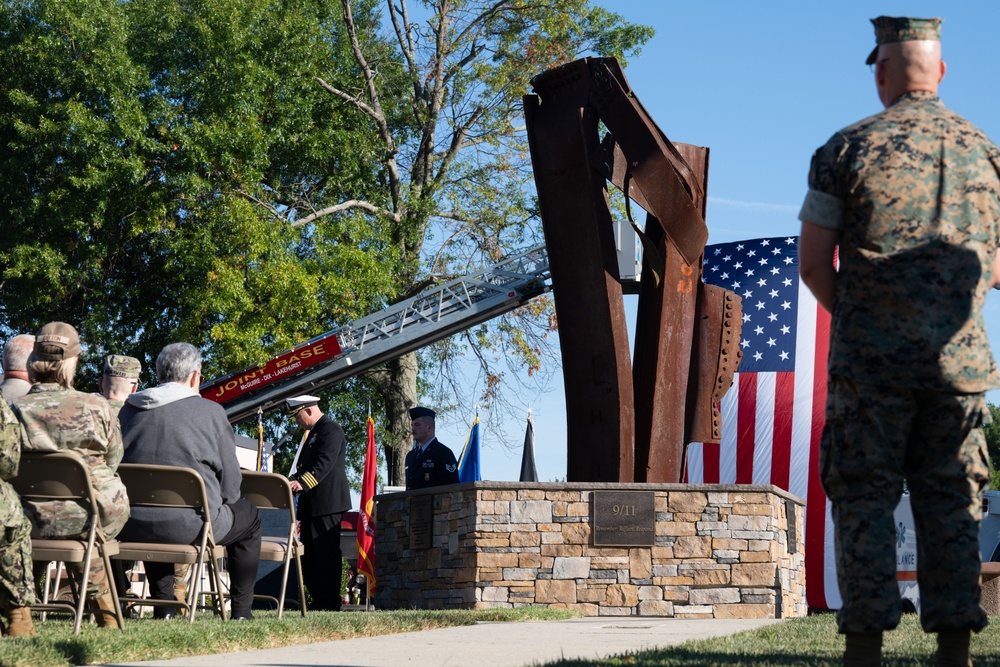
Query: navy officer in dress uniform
[
  {"left": 286, "top": 395, "right": 351, "bottom": 611},
  {"left": 404, "top": 406, "right": 459, "bottom": 490}
]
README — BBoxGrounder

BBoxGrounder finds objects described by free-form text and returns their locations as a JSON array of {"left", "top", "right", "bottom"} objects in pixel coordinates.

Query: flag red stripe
[
  {"left": 769, "top": 372, "right": 794, "bottom": 489},
  {"left": 736, "top": 373, "right": 757, "bottom": 484},
  {"left": 805, "top": 304, "right": 831, "bottom": 609},
  {"left": 703, "top": 443, "right": 720, "bottom": 483}
]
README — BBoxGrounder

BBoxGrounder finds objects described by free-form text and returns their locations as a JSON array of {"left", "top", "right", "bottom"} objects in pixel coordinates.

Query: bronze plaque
[
  {"left": 409, "top": 494, "right": 433, "bottom": 550},
  {"left": 592, "top": 490, "right": 655, "bottom": 546}
]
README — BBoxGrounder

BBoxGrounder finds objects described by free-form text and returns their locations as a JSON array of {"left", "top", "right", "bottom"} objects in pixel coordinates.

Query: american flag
[{"left": 684, "top": 236, "right": 839, "bottom": 610}]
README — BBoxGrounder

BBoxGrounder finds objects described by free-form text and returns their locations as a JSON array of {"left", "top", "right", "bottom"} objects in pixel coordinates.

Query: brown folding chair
[
  {"left": 12, "top": 450, "right": 125, "bottom": 633},
  {"left": 240, "top": 471, "right": 307, "bottom": 619},
  {"left": 113, "top": 463, "right": 228, "bottom": 622}
]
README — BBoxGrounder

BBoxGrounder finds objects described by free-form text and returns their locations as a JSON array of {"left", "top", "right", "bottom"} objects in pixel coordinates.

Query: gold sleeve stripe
[{"left": 301, "top": 472, "right": 319, "bottom": 489}]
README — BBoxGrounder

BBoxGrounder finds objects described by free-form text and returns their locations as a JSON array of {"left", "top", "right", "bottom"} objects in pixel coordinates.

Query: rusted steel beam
[
  {"left": 524, "top": 64, "right": 635, "bottom": 483},
  {"left": 524, "top": 57, "right": 742, "bottom": 484}
]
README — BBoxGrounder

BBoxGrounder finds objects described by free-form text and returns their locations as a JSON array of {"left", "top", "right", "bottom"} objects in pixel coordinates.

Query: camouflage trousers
[
  {"left": 33, "top": 558, "right": 111, "bottom": 601},
  {"left": 821, "top": 375, "right": 991, "bottom": 634},
  {"left": 0, "top": 514, "right": 36, "bottom": 611}
]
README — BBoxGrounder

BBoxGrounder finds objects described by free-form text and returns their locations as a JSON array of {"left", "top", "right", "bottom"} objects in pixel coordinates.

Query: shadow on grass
[
  {"left": 544, "top": 646, "right": 1000, "bottom": 667},
  {"left": 50, "top": 640, "right": 89, "bottom": 667}
]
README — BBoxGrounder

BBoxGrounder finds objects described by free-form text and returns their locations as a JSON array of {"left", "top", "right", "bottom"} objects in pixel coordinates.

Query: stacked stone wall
[{"left": 375, "top": 483, "right": 806, "bottom": 618}]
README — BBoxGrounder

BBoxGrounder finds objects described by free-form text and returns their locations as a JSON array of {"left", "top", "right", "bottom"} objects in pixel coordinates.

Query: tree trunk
[{"left": 380, "top": 352, "right": 419, "bottom": 487}]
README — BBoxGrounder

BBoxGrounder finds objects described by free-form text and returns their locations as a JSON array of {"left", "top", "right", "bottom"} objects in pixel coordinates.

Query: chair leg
[
  {"left": 294, "top": 551, "right": 307, "bottom": 616},
  {"left": 277, "top": 555, "right": 291, "bottom": 620}
]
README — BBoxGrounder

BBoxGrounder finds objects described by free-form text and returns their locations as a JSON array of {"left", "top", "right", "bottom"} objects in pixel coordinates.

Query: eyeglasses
[{"left": 869, "top": 57, "right": 890, "bottom": 73}]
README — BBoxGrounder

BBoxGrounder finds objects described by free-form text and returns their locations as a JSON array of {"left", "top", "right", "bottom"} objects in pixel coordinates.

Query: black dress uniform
[
  {"left": 290, "top": 414, "right": 351, "bottom": 610},
  {"left": 405, "top": 438, "right": 459, "bottom": 490}
]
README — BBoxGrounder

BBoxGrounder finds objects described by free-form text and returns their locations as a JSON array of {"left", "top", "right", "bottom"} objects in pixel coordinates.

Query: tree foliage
[
  {"left": 0, "top": 0, "right": 652, "bottom": 487},
  {"left": 987, "top": 402, "right": 1000, "bottom": 490}
]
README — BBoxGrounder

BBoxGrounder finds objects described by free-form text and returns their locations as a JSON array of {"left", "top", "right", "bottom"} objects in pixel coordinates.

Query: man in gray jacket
[{"left": 118, "top": 342, "right": 261, "bottom": 620}]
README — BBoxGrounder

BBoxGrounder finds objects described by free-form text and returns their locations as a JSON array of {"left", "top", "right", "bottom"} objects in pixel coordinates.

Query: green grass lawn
[
  {"left": 0, "top": 607, "right": 574, "bottom": 667},
  {"left": 5, "top": 609, "right": 1000, "bottom": 667},
  {"left": 541, "top": 613, "right": 1000, "bottom": 667}
]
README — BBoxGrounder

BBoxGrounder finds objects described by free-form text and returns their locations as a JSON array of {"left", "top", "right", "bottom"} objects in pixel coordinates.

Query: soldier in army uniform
[
  {"left": 13, "top": 322, "right": 129, "bottom": 628},
  {"left": 799, "top": 16, "right": 1000, "bottom": 667},
  {"left": 0, "top": 399, "right": 35, "bottom": 636},
  {"left": 97, "top": 355, "right": 141, "bottom": 418}
]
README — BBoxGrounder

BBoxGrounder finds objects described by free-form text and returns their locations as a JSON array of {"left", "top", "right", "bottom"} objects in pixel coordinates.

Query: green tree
[
  {"left": 986, "top": 402, "right": 1000, "bottom": 490},
  {"left": 0, "top": 0, "right": 402, "bottom": 478},
  {"left": 0, "top": 0, "right": 651, "bottom": 486},
  {"left": 300, "top": 0, "right": 653, "bottom": 483}
]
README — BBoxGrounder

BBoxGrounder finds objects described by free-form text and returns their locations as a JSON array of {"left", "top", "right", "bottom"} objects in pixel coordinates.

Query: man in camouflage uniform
[
  {"left": 97, "top": 355, "right": 141, "bottom": 418},
  {"left": 799, "top": 16, "right": 1000, "bottom": 667},
  {"left": 14, "top": 322, "right": 129, "bottom": 628},
  {"left": 0, "top": 399, "right": 35, "bottom": 636}
]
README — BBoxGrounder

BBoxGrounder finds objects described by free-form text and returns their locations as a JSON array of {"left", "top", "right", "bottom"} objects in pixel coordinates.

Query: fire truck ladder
[{"left": 212, "top": 244, "right": 551, "bottom": 424}]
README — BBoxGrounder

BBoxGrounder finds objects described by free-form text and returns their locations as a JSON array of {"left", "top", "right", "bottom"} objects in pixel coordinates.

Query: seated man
[{"left": 118, "top": 343, "right": 261, "bottom": 620}]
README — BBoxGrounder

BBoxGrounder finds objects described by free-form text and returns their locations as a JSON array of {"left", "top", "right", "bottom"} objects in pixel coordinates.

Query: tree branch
[{"left": 290, "top": 200, "right": 398, "bottom": 228}]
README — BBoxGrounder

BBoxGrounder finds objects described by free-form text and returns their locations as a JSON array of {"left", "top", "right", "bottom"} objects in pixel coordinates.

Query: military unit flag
[
  {"left": 519, "top": 413, "right": 538, "bottom": 482},
  {"left": 458, "top": 416, "right": 482, "bottom": 483},
  {"left": 356, "top": 415, "right": 377, "bottom": 597}
]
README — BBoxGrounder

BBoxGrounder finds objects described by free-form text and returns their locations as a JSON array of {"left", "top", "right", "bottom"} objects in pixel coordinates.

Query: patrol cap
[
  {"left": 409, "top": 406, "right": 435, "bottom": 420},
  {"left": 286, "top": 395, "right": 320, "bottom": 416},
  {"left": 866, "top": 16, "right": 942, "bottom": 65},
  {"left": 34, "top": 322, "right": 81, "bottom": 361},
  {"left": 104, "top": 354, "right": 141, "bottom": 379}
]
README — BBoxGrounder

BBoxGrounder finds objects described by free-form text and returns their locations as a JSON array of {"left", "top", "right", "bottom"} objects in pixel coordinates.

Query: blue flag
[{"left": 458, "top": 417, "right": 481, "bottom": 483}]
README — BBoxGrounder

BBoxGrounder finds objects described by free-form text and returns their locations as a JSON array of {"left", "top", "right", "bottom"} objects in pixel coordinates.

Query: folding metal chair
[
  {"left": 113, "top": 463, "right": 228, "bottom": 622},
  {"left": 12, "top": 450, "right": 125, "bottom": 633},
  {"left": 240, "top": 471, "right": 307, "bottom": 618}
]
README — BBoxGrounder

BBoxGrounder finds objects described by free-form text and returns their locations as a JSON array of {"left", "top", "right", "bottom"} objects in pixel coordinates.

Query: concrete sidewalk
[{"left": 100, "top": 617, "right": 784, "bottom": 667}]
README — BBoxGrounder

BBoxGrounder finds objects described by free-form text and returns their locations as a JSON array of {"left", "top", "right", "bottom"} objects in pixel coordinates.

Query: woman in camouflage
[{"left": 12, "top": 322, "right": 129, "bottom": 628}]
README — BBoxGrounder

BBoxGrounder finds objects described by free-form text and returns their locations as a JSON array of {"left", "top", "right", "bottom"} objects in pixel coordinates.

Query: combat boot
[
  {"left": 174, "top": 582, "right": 188, "bottom": 617},
  {"left": 91, "top": 593, "right": 121, "bottom": 629},
  {"left": 843, "top": 632, "right": 882, "bottom": 667},
  {"left": 936, "top": 630, "right": 972, "bottom": 667},
  {"left": 3, "top": 607, "right": 37, "bottom": 637}
]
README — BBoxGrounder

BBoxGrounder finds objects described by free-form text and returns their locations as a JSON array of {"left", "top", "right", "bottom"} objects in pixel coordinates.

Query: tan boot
[
  {"left": 844, "top": 632, "right": 882, "bottom": 667},
  {"left": 174, "top": 583, "right": 188, "bottom": 617},
  {"left": 936, "top": 630, "right": 972, "bottom": 667},
  {"left": 4, "top": 607, "right": 37, "bottom": 638},
  {"left": 91, "top": 593, "right": 121, "bottom": 629}
]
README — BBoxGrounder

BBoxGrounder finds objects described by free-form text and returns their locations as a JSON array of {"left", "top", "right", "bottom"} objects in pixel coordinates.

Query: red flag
[
  {"left": 685, "top": 236, "right": 838, "bottom": 610},
  {"left": 356, "top": 416, "right": 377, "bottom": 598}
]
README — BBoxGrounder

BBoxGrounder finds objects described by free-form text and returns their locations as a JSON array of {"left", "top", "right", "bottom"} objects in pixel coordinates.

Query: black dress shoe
[
  {"left": 153, "top": 611, "right": 176, "bottom": 620},
  {"left": 231, "top": 613, "right": 254, "bottom": 621}
]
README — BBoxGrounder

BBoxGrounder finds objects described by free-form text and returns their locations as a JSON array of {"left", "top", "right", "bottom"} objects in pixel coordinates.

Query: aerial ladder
[{"left": 200, "top": 244, "right": 551, "bottom": 424}]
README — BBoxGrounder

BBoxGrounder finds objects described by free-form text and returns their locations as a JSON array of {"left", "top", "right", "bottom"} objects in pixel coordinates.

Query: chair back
[
  {"left": 117, "top": 464, "right": 209, "bottom": 511},
  {"left": 12, "top": 450, "right": 96, "bottom": 512},
  {"left": 240, "top": 471, "right": 296, "bottom": 515}
]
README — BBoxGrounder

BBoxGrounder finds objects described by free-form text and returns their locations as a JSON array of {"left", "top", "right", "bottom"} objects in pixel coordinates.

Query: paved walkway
[{"left": 99, "top": 616, "right": 784, "bottom": 667}]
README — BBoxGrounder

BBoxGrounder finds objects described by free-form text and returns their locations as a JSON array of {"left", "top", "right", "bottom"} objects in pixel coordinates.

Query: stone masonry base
[{"left": 374, "top": 483, "right": 806, "bottom": 618}]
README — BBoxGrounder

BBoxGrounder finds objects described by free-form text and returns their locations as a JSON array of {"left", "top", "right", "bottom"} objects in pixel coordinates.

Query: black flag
[{"left": 519, "top": 414, "right": 538, "bottom": 482}]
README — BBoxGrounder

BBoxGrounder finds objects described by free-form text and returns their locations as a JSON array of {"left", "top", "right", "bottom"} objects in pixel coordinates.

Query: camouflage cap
[
  {"left": 33, "top": 322, "right": 80, "bottom": 361},
  {"left": 866, "top": 16, "right": 942, "bottom": 65},
  {"left": 104, "top": 354, "right": 141, "bottom": 379}
]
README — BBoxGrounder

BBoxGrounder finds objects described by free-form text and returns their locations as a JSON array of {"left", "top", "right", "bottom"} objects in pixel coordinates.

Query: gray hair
[
  {"left": 26, "top": 353, "right": 77, "bottom": 388},
  {"left": 156, "top": 343, "right": 202, "bottom": 384},
  {"left": 2, "top": 334, "right": 35, "bottom": 373}
]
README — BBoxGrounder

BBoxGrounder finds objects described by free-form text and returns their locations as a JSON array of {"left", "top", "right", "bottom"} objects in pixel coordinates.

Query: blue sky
[{"left": 431, "top": 1, "right": 1000, "bottom": 485}]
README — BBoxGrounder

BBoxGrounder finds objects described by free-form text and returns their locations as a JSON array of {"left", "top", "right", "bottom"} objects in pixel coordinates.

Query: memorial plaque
[
  {"left": 409, "top": 494, "right": 434, "bottom": 550},
  {"left": 592, "top": 490, "right": 655, "bottom": 546}
]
